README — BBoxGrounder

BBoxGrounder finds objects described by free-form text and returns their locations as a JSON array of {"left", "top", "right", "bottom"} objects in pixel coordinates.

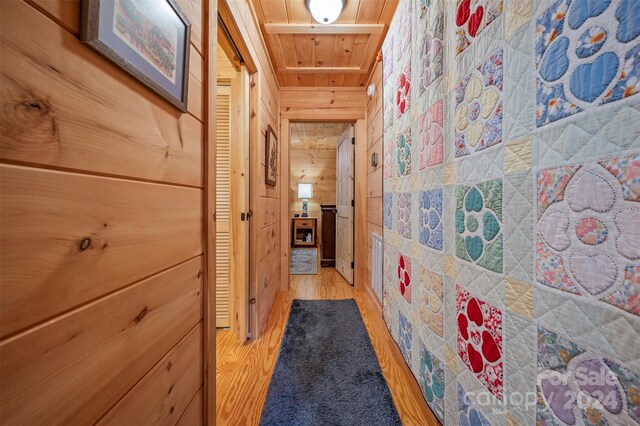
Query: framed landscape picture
[
  {"left": 265, "top": 125, "right": 278, "bottom": 187},
  {"left": 81, "top": 0, "right": 191, "bottom": 111}
]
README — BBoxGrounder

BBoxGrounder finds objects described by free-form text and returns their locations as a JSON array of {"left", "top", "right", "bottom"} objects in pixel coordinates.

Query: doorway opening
[
  {"left": 214, "top": 20, "right": 251, "bottom": 341},
  {"left": 288, "top": 123, "right": 355, "bottom": 284}
]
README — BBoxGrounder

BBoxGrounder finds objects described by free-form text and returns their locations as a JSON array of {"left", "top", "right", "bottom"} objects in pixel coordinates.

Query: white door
[{"left": 335, "top": 125, "right": 354, "bottom": 284}]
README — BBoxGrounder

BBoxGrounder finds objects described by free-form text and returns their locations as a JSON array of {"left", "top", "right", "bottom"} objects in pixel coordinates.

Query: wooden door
[
  {"left": 335, "top": 125, "right": 354, "bottom": 284},
  {"left": 215, "top": 85, "right": 231, "bottom": 328},
  {"left": 230, "top": 66, "right": 251, "bottom": 341}
]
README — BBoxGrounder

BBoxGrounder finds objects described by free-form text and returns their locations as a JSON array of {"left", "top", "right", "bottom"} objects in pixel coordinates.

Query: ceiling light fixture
[{"left": 307, "top": 0, "right": 344, "bottom": 25}]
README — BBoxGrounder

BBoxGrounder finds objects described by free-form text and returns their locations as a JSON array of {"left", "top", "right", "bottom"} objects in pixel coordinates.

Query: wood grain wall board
[
  {"left": 258, "top": 221, "right": 281, "bottom": 262},
  {"left": 354, "top": 119, "right": 368, "bottom": 288},
  {"left": 228, "top": 68, "right": 251, "bottom": 342},
  {"left": 367, "top": 167, "right": 383, "bottom": 198},
  {"left": 282, "top": 107, "right": 366, "bottom": 121},
  {"left": 19, "top": 0, "right": 204, "bottom": 121},
  {"left": 257, "top": 195, "right": 281, "bottom": 230},
  {"left": 249, "top": 71, "right": 262, "bottom": 340},
  {"left": 177, "top": 387, "right": 203, "bottom": 426},
  {"left": 0, "top": 257, "right": 203, "bottom": 425},
  {"left": 289, "top": 150, "right": 338, "bottom": 178},
  {"left": 0, "top": 164, "right": 202, "bottom": 338},
  {"left": 364, "top": 61, "right": 383, "bottom": 303},
  {"left": 290, "top": 122, "right": 349, "bottom": 149},
  {"left": 251, "top": 0, "right": 397, "bottom": 86},
  {"left": 367, "top": 196, "right": 383, "bottom": 228},
  {"left": 2, "top": 0, "right": 210, "bottom": 423},
  {"left": 366, "top": 69, "right": 383, "bottom": 120},
  {"left": 205, "top": 1, "right": 218, "bottom": 421},
  {"left": 288, "top": 146, "right": 338, "bottom": 234},
  {"left": 224, "top": 0, "right": 280, "bottom": 97},
  {"left": 25, "top": 0, "right": 80, "bottom": 35},
  {"left": 280, "top": 118, "right": 291, "bottom": 292},
  {"left": 367, "top": 108, "right": 383, "bottom": 149},
  {"left": 284, "top": 0, "right": 311, "bottom": 23},
  {"left": 367, "top": 137, "right": 383, "bottom": 175},
  {"left": 257, "top": 246, "right": 281, "bottom": 333},
  {"left": 187, "top": 49, "right": 205, "bottom": 121},
  {"left": 176, "top": 0, "right": 204, "bottom": 54},
  {"left": 280, "top": 89, "right": 366, "bottom": 110},
  {"left": 222, "top": 0, "right": 282, "bottom": 340},
  {"left": 280, "top": 89, "right": 367, "bottom": 121},
  {"left": 97, "top": 323, "right": 203, "bottom": 425},
  {"left": 0, "top": 1, "right": 203, "bottom": 187},
  {"left": 28, "top": 0, "right": 203, "bottom": 54}
]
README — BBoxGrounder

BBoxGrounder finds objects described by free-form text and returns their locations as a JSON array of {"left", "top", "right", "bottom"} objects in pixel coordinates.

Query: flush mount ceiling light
[{"left": 307, "top": 0, "right": 344, "bottom": 24}]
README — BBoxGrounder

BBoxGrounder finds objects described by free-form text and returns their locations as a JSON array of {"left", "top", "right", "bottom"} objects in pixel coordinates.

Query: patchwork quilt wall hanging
[{"left": 381, "top": 0, "right": 640, "bottom": 424}]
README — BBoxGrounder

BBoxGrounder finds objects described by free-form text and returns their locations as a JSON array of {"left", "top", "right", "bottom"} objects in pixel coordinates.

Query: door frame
[
  {"left": 205, "top": 0, "right": 262, "bottom": 423},
  {"left": 280, "top": 118, "right": 367, "bottom": 292},
  {"left": 228, "top": 66, "right": 251, "bottom": 341}
]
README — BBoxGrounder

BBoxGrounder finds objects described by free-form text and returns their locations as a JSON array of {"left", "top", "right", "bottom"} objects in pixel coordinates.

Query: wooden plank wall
[
  {"left": 0, "top": 0, "right": 206, "bottom": 424},
  {"left": 289, "top": 144, "right": 337, "bottom": 242},
  {"left": 222, "top": 0, "right": 281, "bottom": 338},
  {"left": 280, "top": 88, "right": 368, "bottom": 291},
  {"left": 280, "top": 87, "right": 367, "bottom": 121},
  {"left": 365, "top": 60, "right": 384, "bottom": 312}
]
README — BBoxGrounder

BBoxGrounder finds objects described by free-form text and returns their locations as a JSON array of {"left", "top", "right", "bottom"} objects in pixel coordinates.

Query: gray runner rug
[{"left": 260, "top": 299, "right": 401, "bottom": 426}]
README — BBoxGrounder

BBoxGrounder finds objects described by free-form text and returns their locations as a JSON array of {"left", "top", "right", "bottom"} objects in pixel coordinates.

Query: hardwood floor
[{"left": 216, "top": 268, "right": 439, "bottom": 425}]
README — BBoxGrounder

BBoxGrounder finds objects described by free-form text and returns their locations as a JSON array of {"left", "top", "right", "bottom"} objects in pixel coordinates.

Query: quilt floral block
[
  {"left": 385, "top": 242, "right": 396, "bottom": 294},
  {"left": 384, "top": 82, "right": 396, "bottom": 131},
  {"left": 384, "top": 193, "right": 393, "bottom": 230},
  {"left": 384, "top": 133, "right": 394, "bottom": 179},
  {"left": 399, "top": 311, "right": 413, "bottom": 365},
  {"left": 418, "top": 266, "right": 444, "bottom": 337},
  {"left": 382, "top": 31, "right": 394, "bottom": 86},
  {"left": 456, "top": 284, "right": 504, "bottom": 399},
  {"left": 397, "top": 125, "right": 412, "bottom": 176},
  {"left": 417, "top": 0, "right": 444, "bottom": 95},
  {"left": 418, "top": 340, "right": 445, "bottom": 423},
  {"left": 458, "top": 382, "right": 492, "bottom": 426},
  {"left": 536, "top": 326, "right": 640, "bottom": 425},
  {"left": 536, "top": 152, "right": 640, "bottom": 317},
  {"left": 418, "top": 100, "right": 444, "bottom": 169},
  {"left": 395, "top": 0, "right": 413, "bottom": 63},
  {"left": 455, "top": 51, "right": 504, "bottom": 158},
  {"left": 398, "top": 253, "right": 412, "bottom": 304},
  {"left": 398, "top": 192, "right": 412, "bottom": 239},
  {"left": 536, "top": 0, "right": 640, "bottom": 127},
  {"left": 455, "top": 179, "right": 504, "bottom": 273},
  {"left": 419, "top": 188, "right": 443, "bottom": 250},
  {"left": 455, "top": 0, "right": 503, "bottom": 55},
  {"left": 396, "top": 60, "right": 412, "bottom": 119}
]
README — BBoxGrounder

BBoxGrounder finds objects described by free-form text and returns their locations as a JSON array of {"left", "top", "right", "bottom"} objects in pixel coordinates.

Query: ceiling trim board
[{"left": 264, "top": 24, "right": 384, "bottom": 34}]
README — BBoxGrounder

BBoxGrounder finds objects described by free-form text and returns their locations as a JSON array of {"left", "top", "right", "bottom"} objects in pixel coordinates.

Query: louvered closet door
[{"left": 216, "top": 85, "right": 231, "bottom": 328}]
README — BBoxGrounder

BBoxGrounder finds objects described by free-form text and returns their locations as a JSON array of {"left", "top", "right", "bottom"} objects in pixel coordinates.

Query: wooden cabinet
[
  {"left": 292, "top": 218, "right": 317, "bottom": 247},
  {"left": 320, "top": 205, "right": 336, "bottom": 267}
]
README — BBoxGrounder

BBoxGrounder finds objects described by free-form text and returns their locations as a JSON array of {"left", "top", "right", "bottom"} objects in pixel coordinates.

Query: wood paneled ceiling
[
  {"left": 291, "top": 122, "right": 350, "bottom": 149},
  {"left": 252, "top": 0, "right": 398, "bottom": 87}
]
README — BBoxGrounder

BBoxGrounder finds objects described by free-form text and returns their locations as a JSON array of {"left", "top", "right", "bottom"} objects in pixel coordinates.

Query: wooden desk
[{"left": 292, "top": 218, "right": 317, "bottom": 247}]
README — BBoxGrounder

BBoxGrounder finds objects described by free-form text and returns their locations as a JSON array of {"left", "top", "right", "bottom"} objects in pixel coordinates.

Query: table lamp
[{"left": 297, "top": 183, "right": 313, "bottom": 217}]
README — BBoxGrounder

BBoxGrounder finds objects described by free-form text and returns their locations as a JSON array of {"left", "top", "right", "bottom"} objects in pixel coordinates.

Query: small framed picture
[
  {"left": 265, "top": 125, "right": 278, "bottom": 187},
  {"left": 81, "top": 0, "right": 191, "bottom": 111}
]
